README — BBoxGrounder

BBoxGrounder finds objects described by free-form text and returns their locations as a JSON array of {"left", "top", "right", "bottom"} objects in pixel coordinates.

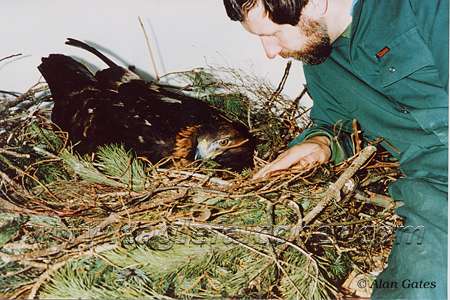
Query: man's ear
[{"left": 302, "top": 0, "right": 328, "bottom": 18}]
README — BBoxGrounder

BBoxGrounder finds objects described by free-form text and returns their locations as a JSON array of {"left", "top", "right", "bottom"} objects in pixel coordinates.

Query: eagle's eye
[{"left": 218, "top": 138, "right": 231, "bottom": 147}]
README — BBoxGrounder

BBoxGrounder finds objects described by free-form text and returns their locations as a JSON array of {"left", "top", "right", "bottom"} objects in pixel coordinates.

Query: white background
[{"left": 0, "top": 0, "right": 310, "bottom": 106}]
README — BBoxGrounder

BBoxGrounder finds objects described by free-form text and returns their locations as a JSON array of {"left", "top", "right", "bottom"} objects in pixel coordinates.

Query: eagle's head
[{"left": 194, "top": 121, "right": 254, "bottom": 171}]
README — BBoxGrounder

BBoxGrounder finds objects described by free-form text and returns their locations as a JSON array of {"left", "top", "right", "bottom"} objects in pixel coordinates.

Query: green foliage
[
  {"left": 40, "top": 244, "right": 226, "bottom": 299},
  {"left": 34, "top": 160, "right": 71, "bottom": 184},
  {"left": 94, "top": 144, "right": 148, "bottom": 191},
  {"left": 325, "top": 249, "right": 353, "bottom": 281},
  {"left": 279, "top": 249, "right": 336, "bottom": 300},
  {"left": 60, "top": 144, "right": 148, "bottom": 191},
  {"left": 0, "top": 217, "right": 25, "bottom": 247},
  {"left": 40, "top": 258, "right": 169, "bottom": 299},
  {"left": 204, "top": 92, "right": 249, "bottom": 122},
  {"left": 40, "top": 240, "right": 335, "bottom": 299},
  {"left": 60, "top": 150, "right": 127, "bottom": 189},
  {"left": 0, "top": 261, "right": 42, "bottom": 295},
  {"left": 26, "top": 121, "right": 64, "bottom": 153}
]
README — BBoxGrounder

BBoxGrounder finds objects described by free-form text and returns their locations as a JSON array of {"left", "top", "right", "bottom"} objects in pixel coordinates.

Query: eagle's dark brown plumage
[{"left": 38, "top": 38, "right": 254, "bottom": 171}]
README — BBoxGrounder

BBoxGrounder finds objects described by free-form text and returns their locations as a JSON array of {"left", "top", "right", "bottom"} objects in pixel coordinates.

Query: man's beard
[{"left": 280, "top": 17, "right": 332, "bottom": 65}]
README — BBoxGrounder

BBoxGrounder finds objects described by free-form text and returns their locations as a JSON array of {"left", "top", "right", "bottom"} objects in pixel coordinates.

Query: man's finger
[{"left": 252, "top": 163, "right": 276, "bottom": 179}]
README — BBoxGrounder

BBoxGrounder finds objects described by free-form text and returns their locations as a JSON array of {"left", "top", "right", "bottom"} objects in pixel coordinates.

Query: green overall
[{"left": 290, "top": 0, "right": 448, "bottom": 298}]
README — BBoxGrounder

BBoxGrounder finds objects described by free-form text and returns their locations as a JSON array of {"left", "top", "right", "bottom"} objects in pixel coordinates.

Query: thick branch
[{"left": 303, "top": 145, "right": 377, "bottom": 225}]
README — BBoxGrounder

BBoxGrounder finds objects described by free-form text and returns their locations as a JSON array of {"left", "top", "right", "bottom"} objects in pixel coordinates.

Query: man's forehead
[{"left": 241, "top": 2, "right": 278, "bottom": 35}]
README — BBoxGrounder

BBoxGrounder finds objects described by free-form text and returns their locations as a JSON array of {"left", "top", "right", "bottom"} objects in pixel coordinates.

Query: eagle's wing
[{"left": 108, "top": 80, "right": 220, "bottom": 161}]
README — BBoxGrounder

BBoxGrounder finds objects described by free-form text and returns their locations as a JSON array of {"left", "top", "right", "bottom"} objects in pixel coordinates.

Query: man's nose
[{"left": 260, "top": 36, "right": 282, "bottom": 59}]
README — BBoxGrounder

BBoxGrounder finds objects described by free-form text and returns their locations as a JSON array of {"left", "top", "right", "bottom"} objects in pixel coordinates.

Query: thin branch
[
  {"left": 138, "top": 16, "right": 160, "bottom": 80},
  {"left": 353, "top": 190, "right": 395, "bottom": 209},
  {"left": 0, "top": 252, "right": 47, "bottom": 269},
  {"left": 28, "top": 260, "right": 67, "bottom": 299},
  {"left": 0, "top": 148, "right": 30, "bottom": 158},
  {"left": 269, "top": 60, "right": 292, "bottom": 103},
  {"left": 156, "top": 168, "right": 231, "bottom": 187}
]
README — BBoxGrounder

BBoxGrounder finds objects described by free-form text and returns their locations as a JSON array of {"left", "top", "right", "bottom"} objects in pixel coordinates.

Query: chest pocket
[
  {"left": 378, "top": 27, "right": 448, "bottom": 145},
  {"left": 379, "top": 27, "right": 437, "bottom": 88},
  {"left": 376, "top": 27, "right": 447, "bottom": 112}
]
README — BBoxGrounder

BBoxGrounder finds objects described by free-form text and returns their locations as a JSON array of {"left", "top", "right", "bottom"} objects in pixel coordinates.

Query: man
[{"left": 223, "top": 0, "right": 448, "bottom": 299}]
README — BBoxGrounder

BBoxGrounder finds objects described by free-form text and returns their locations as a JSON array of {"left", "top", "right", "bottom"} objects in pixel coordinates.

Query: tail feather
[
  {"left": 65, "top": 38, "right": 118, "bottom": 68},
  {"left": 65, "top": 38, "right": 140, "bottom": 89}
]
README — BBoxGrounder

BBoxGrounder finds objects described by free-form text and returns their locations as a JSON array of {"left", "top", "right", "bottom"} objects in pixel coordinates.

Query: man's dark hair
[{"left": 223, "top": 0, "right": 309, "bottom": 26}]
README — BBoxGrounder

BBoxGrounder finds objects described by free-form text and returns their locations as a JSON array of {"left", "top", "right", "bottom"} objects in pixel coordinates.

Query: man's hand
[{"left": 252, "top": 135, "right": 332, "bottom": 179}]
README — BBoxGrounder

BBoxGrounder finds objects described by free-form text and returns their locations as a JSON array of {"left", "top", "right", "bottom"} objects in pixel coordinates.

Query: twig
[
  {"left": 77, "top": 213, "right": 120, "bottom": 241},
  {"left": 0, "top": 82, "right": 48, "bottom": 113},
  {"left": 0, "top": 252, "right": 47, "bottom": 269},
  {"left": 353, "top": 191, "right": 395, "bottom": 209},
  {"left": 0, "top": 169, "right": 23, "bottom": 192},
  {"left": 28, "top": 260, "right": 67, "bottom": 299},
  {"left": 267, "top": 241, "right": 307, "bottom": 300},
  {"left": 32, "top": 146, "right": 60, "bottom": 159},
  {"left": 0, "top": 195, "right": 44, "bottom": 216},
  {"left": 0, "top": 153, "right": 61, "bottom": 202},
  {"left": 0, "top": 90, "right": 21, "bottom": 97},
  {"left": 0, "top": 53, "right": 22, "bottom": 63},
  {"left": 0, "top": 148, "right": 30, "bottom": 158},
  {"left": 268, "top": 61, "right": 292, "bottom": 103},
  {"left": 3, "top": 266, "right": 33, "bottom": 278},
  {"left": 138, "top": 16, "right": 160, "bottom": 80},
  {"left": 285, "top": 199, "right": 303, "bottom": 238},
  {"left": 247, "top": 101, "right": 253, "bottom": 130},
  {"left": 293, "top": 85, "right": 308, "bottom": 109},
  {"left": 302, "top": 145, "right": 377, "bottom": 225},
  {"left": 97, "top": 190, "right": 144, "bottom": 199},
  {"left": 156, "top": 168, "right": 231, "bottom": 187}
]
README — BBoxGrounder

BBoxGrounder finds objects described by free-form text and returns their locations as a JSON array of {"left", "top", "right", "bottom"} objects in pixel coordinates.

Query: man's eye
[{"left": 274, "top": 31, "right": 283, "bottom": 38}]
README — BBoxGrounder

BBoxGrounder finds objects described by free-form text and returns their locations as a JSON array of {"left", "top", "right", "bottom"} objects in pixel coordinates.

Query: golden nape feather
[{"left": 37, "top": 38, "right": 255, "bottom": 171}]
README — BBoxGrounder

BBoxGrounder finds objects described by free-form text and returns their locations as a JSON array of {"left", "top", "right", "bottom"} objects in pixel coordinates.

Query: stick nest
[{"left": 0, "top": 64, "right": 401, "bottom": 299}]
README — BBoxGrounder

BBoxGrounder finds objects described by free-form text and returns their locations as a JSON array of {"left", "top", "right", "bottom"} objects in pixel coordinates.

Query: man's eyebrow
[
  {"left": 253, "top": 28, "right": 278, "bottom": 37},
  {"left": 260, "top": 30, "right": 279, "bottom": 37}
]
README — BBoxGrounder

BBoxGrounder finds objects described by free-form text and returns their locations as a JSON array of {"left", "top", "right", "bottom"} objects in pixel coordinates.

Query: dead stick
[
  {"left": 269, "top": 60, "right": 292, "bottom": 103},
  {"left": 0, "top": 148, "right": 30, "bottom": 158},
  {"left": 27, "top": 260, "right": 66, "bottom": 299},
  {"left": 0, "top": 196, "right": 46, "bottom": 216},
  {"left": 354, "top": 191, "right": 395, "bottom": 209},
  {"left": 0, "top": 169, "right": 21, "bottom": 190},
  {"left": 302, "top": 145, "right": 377, "bottom": 225},
  {"left": 156, "top": 168, "right": 231, "bottom": 187},
  {"left": 138, "top": 16, "right": 160, "bottom": 81},
  {"left": 0, "top": 252, "right": 47, "bottom": 269}
]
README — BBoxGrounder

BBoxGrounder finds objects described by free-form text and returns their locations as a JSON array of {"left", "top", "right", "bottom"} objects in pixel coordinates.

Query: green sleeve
[
  {"left": 288, "top": 122, "right": 356, "bottom": 164},
  {"left": 288, "top": 77, "right": 361, "bottom": 164}
]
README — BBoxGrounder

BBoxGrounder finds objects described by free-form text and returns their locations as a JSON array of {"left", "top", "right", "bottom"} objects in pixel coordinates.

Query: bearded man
[{"left": 223, "top": 0, "right": 448, "bottom": 299}]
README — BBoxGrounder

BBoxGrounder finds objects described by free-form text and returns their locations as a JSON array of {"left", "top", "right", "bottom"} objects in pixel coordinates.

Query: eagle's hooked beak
[
  {"left": 195, "top": 139, "right": 213, "bottom": 160},
  {"left": 195, "top": 138, "right": 226, "bottom": 160}
]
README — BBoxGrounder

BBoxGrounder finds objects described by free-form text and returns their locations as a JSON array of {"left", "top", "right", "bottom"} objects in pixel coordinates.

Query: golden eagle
[{"left": 38, "top": 38, "right": 254, "bottom": 171}]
